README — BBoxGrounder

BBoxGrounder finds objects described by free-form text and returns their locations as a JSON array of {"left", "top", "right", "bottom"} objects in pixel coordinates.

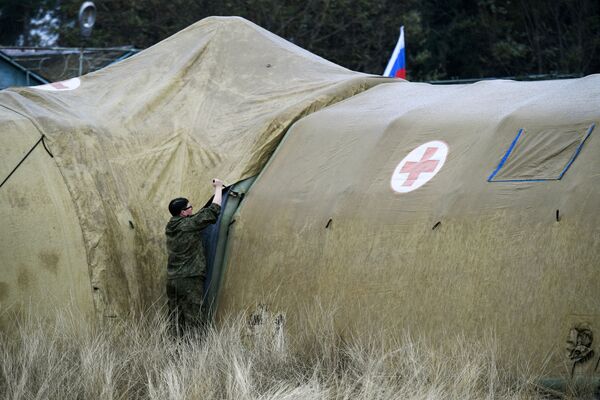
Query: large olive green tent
[
  {"left": 1, "top": 14, "right": 598, "bottom": 382},
  {"left": 0, "top": 17, "right": 385, "bottom": 325},
  {"left": 218, "top": 77, "right": 600, "bottom": 379}
]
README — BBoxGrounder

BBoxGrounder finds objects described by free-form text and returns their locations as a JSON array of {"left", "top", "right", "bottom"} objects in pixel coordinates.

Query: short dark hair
[{"left": 168, "top": 197, "right": 189, "bottom": 216}]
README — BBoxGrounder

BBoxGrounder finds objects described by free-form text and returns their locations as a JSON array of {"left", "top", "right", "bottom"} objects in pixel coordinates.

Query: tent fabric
[
  {"left": 218, "top": 76, "right": 600, "bottom": 376},
  {"left": 201, "top": 177, "right": 255, "bottom": 318},
  {"left": 0, "top": 16, "right": 387, "bottom": 324},
  {"left": 489, "top": 123, "right": 595, "bottom": 181},
  {"left": 0, "top": 107, "right": 93, "bottom": 320}
]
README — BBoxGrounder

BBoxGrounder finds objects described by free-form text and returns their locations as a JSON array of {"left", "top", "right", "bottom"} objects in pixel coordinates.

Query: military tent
[
  {"left": 218, "top": 76, "right": 600, "bottom": 379},
  {"left": 1, "top": 14, "right": 598, "bottom": 383},
  {"left": 0, "top": 16, "right": 386, "bottom": 325}
]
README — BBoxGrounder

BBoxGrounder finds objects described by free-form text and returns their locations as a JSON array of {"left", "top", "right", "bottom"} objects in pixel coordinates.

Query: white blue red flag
[{"left": 383, "top": 26, "right": 406, "bottom": 79}]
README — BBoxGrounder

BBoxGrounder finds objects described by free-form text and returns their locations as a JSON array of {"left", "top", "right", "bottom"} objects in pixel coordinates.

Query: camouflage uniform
[{"left": 165, "top": 203, "right": 221, "bottom": 333}]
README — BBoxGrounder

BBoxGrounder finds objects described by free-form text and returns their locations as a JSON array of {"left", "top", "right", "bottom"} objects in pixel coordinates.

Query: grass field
[{"left": 0, "top": 303, "right": 578, "bottom": 399}]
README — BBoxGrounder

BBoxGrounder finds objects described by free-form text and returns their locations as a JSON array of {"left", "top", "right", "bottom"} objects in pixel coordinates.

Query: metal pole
[{"left": 79, "top": 47, "right": 83, "bottom": 76}]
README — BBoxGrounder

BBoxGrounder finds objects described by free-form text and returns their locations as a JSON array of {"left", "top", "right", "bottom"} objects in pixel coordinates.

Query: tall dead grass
[{"left": 0, "top": 303, "right": 555, "bottom": 400}]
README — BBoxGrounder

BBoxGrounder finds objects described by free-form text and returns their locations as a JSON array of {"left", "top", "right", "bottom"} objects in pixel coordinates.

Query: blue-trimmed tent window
[{"left": 488, "top": 123, "right": 595, "bottom": 182}]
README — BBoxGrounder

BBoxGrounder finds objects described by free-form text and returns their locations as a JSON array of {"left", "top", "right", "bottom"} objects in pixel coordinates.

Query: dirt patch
[
  {"left": 39, "top": 251, "right": 60, "bottom": 275},
  {"left": 0, "top": 281, "right": 8, "bottom": 302},
  {"left": 5, "top": 188, "right": 30, "bottom": 208},
  {"left": 17, "top": 267, "right": 35, "bottom": 290}
]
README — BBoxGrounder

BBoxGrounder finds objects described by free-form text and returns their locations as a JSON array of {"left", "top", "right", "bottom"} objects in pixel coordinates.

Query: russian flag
[{"left": 383, "top": 26, "right": 406, "bottom": 79}]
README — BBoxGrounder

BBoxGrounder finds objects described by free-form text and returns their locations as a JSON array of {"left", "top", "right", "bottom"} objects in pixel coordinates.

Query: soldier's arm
[
  {"left": 183, "top": 203, "right": 220, "bottom": 231},
  {"left": 182, "top": 178, "right": 223, "bottom": 231},
  {"left": 212, "top": 178, "right": 223, "bottom": 206}
]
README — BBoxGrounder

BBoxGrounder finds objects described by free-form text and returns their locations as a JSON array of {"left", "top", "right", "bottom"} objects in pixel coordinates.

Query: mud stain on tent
[
  {"left": 17, "top": 267, "right": 35, "bottom": 290},
  {"left": 0, "top": 282, "right": 8, "bottom": 301},
  {"left": 39, "top": 251, "right": 60, "bottom": 275},
  {"left": 6, "top": 189, "right": 29, "bottom": 208}
]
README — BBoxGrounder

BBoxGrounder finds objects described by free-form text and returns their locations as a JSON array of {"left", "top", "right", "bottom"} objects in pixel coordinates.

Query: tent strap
[{"left": 0, "top": 135, "right": 53, "bottom": 189}]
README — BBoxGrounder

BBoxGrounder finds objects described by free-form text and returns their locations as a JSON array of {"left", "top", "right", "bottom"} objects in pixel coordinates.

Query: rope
[{"left": 0, "top": 135, "right": 54, "bottom": 189}]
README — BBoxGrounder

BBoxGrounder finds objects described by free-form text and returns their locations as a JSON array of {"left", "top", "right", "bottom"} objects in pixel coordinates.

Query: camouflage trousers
[{"left": 166, "top": 276, "right": 206, "bottom": 335}]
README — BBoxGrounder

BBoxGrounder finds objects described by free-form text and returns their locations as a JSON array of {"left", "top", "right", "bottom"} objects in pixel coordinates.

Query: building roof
[
  {"left": 0, "top": 46, "right": 139, "bottom": 83},
  {"left": 0, "top": 50, "right": 49, "bottom": 89}
]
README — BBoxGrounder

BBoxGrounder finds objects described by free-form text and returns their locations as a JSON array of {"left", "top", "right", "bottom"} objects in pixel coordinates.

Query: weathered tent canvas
[
  {"left": 0, "top": 109, "right": 93, "bottom": 319},
  {"left": 219, "top": 77, "right": 600, "bottom": 377},
  {"left": 0, "top": 17, "right": 385, "bottom": 325},
  {"left": 1, "top": 13, "right": 598, "bottom": 381}
]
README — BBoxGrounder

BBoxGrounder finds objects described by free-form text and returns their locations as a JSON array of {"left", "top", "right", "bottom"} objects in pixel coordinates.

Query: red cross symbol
[
  {"left": 51, "top": 81, "right": 69, "bottom": 90},
  {"left": 399, "top": 147, "right": 440, "bottom": 187}
]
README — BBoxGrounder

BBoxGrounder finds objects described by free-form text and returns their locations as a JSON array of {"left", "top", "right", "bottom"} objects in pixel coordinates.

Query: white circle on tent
[
  {"left": 33, "top": 77, "right": 81, "bottom": 91},
  {"left": 391, "top": 141, "right": 448, "bottom": 193}
]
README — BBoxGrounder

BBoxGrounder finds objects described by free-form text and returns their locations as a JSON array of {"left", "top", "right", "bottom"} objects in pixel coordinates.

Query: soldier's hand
[{"left": 212, "top": 178, "right": 224, "bottom": 188}]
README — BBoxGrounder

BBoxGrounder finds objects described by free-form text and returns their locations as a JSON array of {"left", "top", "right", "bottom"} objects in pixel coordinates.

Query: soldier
[{"left": 165, "top": 178, "right": 223, "bottom": 334}]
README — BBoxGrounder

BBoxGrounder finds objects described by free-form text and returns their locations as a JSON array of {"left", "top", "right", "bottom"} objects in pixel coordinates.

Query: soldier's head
[{"left": 168, "top": 197, "right": 193, "bottom": 217}]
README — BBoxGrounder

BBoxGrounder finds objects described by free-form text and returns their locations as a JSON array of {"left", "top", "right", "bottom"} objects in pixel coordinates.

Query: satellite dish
[{"left": 78, "top": 1, "right": 96, "bottom": 37}]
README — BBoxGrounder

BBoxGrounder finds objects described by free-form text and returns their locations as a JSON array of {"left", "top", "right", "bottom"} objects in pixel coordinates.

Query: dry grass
[{"left": 0, "top": 302, "right": 562, "bottom": 400}]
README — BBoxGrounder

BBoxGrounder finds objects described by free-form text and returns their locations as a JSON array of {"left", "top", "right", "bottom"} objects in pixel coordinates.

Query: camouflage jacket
[{"left": 165, "top": 203, "right": 221, "bottom": 279}]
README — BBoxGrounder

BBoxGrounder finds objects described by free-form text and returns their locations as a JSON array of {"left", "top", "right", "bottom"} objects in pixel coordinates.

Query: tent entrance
[{"left": 201, "top": 176, "right": 256, "bottom": 317}]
